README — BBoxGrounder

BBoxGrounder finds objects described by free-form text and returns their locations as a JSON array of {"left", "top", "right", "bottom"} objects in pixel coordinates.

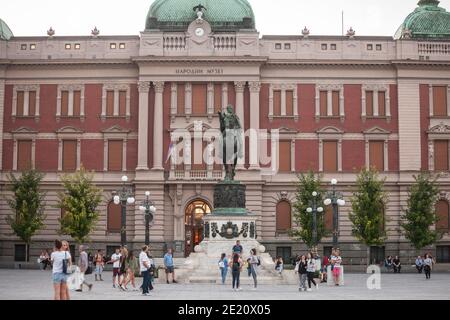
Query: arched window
[
  {"left": 436, "top": 200, "right": 450, "bottom": 231},
  {"left": 107, "top": 201, "right": 121, "bottom": 233},
  {"left": 276, "top": 201, "right": 291, "bottom": 234},
  {"left": 324, "top": 206, "right": 333, "bottom": 232}
]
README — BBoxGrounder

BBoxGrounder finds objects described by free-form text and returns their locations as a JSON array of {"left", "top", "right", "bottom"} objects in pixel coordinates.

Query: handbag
[
  {"left": 218, "top": 261, "right": 225, "bottom": 268},
  {"left": 294, "top": 262, "right": 299, "bottom": 272},
  {"left": 62, "top": 252, "right": 68, "bottom": 274}
]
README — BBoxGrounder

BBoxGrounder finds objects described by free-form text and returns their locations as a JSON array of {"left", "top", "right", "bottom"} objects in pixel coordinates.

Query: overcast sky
[{"left": 2, "top": 0, "right": 450, "bottom": 37}]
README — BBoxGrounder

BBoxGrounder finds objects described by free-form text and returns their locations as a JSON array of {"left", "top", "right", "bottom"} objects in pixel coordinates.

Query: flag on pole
[{"left": 165, "top": 141, "right": 175, "bottom": 164}]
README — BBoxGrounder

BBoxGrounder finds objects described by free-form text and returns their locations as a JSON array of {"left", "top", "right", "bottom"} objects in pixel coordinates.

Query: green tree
[
  {"left": 57, "top": 167, "right": 102, "bottom": 244},
  {"left": 401, "top": 173, "right": 442, "bottom": 252},
  {"left": 5, "top": 170, "right": 46, "bottom": 262},
  {"left": 291, "top": 171, "right": 327, "bottom": 249},
  {"left": 349, "top": 167, "right": 388, "bottom": 264}
]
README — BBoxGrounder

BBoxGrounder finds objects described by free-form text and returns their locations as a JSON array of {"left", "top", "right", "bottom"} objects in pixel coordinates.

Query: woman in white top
[
  {"left": 423, "top": 253, "right": 434, "bottom": 279},
  {"left": 306, "top": 252, "right": 318, "bottom": 291},
  {"left": 51, "top": 239, "right": 71, "bottom": 300}
]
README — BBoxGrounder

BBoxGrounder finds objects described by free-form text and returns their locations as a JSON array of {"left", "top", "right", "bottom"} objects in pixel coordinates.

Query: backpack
[{"left": 257, "top": 257, "right": 261, "bottom": 266}]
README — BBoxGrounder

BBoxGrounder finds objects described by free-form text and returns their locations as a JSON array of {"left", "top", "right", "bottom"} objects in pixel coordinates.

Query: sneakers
[
  {"left": 75, "top": 289, "right": 82, "bottom": 292},
  {"left": 88, "top": 284, "right": 93, "bottom": 291},
  {"left": 307, "top": 288, "right": 312, "bottom": 292},
  {"left": 166, "top": 280, "right": 169, "bottom": 284},
  {"left": 142, "top": 293, "right": 150, "bottom": 296},
  {"left": 316, "top": 284, "right": 319, "bottom": 290},
  {"left": 113, "top": 284, "right": 116, "bottom": 288},
  {"left": 172, "top": 280, "right": 178, "bottom": 283}
]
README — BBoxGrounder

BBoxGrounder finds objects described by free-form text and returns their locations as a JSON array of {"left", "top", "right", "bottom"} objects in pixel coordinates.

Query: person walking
[
  {"left": 275, "top": 257, "right": 284, "bottom": 276},
  {"left": 331, "top": 249, "right": 342, "bottom": 286},
  {"left": 218, "top": 253, "right": 229, "bottom": 285},
  {"left": 108, "top": 248, "right": 121, "bottom": 288},
  {"left": 306, "top": 252, "right": 318, "bottom": 291},
  {"left": 139, "top": 246, "right": 151, "bottom": 296},
  {"left": 164, "top": 248, "right": 177, "bottom": 284},
  {"left": 321, "top": 254, "right": 329, "bottom": 283},
  {"left": 51, "top": 240, "right": 71, "bottom": 300},
  {"left": 61, "top": 240, "right": 72, "bottom": 300},
  {"left": 229, "top": 253, "right": 242, "bottom": 291},
  {"left": 424, "top": 253, "right": 434, "bottom": 279},
  {"left": 118, "top": 247, "right": 128, "bottom": 291},
  {"left": 393, "top": 256, "right": 401, "bottom": 273},
  {"left": 415, "top": 256, "right": 424, "bottom": 274},
  {"left": 75, "top": 245, "right": 93, "bottom": 292},
  {"left": 94, "top": 250, "right": 104, "bottom": 281},
  {"left": 249, "top": 249, "right": 259, "bottom": 290},
  {"left": 123, "top": 251, "right": 139, "bottom": 291},
  {"left": 295, "top": 255, "right": 308, "bottom": 291}
]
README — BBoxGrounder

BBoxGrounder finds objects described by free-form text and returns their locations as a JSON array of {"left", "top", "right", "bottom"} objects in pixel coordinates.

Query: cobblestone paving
[{"left": 0, "top": 270, "right": 449, "bottom": 300}]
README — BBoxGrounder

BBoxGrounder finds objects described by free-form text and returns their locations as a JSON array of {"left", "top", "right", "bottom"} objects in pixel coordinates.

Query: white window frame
[
  {"left": 12, "top": 85, "right": 40, "bottom": 122},
  {"left": 56, "top": 127, "right": 84, "bottom": 172},
  {"left": 364, "top": 127, "right": 391, "bottom": 172},
  {"left": 12, "top": 127, "right": 37, "bottom": 171},
  {"left": 56, "top": 84, "right": 85, "bottom": 121},
  {"left": 102, "top": 125, "right": 130, "bottom": 172},
  {"left": 427, "top": 123, "right": 450, "bottom": 171},
  {"left": 315, "top": 84, "right": 344, "bottom": 122},
  {"left": 317, "top": 127, "right": 343, "bottom": 172},
  {"left": 269, "top": 83, "right": 298, "bottom": 122},
  {"left": 101, "top": 84, "right": 131, "bottom": 121},
  {"left": 362, "top": 84, "right": 391, "bottom": 122}
]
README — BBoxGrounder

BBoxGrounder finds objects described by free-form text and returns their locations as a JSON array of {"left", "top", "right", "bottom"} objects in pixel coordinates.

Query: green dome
[
  {"left": 146, "top": 0, "right": 255, "bottom": 31},
  {"left": 0, "top": 18, "right": 13, "bottom": 41},
  {"left": 395, "top": 0, "right": 450, "bottom": 39}
]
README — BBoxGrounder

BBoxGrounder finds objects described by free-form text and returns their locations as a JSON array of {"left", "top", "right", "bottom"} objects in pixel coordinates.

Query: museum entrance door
[{"left": 185, "top": 200, "right": 211, "bottom": 257}]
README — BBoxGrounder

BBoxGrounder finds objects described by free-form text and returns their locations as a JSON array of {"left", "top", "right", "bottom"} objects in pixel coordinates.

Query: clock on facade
[{"left": 195, "top": 27, "right": 205, "bottom": 37}]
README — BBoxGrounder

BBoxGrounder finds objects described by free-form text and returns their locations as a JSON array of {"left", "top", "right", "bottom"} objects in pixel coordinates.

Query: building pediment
[
  {"left": 428, "top": 123, "right": 450, "bottom": 134},
  {"left": 278, "top": 127, "right": 298, "bottom": 134},
  {"left": 101, "top": 125, "right": 130, "bottom": 134},
  {"left": 11, "top": 127, "right": 38, "bottom": 134},
  {"left": 317, "top": 126, "right": 344, "bottom": 135},
  {"left": 56, "top": 126, "right": 84, "bottom": 134},
  {"left": 363, "top": 126, "right": 391, "bottom": 135}
]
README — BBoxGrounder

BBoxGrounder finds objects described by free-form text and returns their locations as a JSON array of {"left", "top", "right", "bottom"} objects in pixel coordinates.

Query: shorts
[
  {"left": 333, "top": 266, "right": 341, "bottom": 276},
  {"left": 165, "top": 266, "right": 174, "bottom": 273},
  {"left": 52, "top": 272, "right": 67, "bottom": 284},
  {"left": 95, "top": 265, "right": 103, "bottom": 274},
  {"left": 113, "top": 268, "right": 120, "bottom": 277}
]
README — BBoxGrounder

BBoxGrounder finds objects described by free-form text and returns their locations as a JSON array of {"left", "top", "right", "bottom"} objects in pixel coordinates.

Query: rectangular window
[
  {"left": 108, "top": 140, "right": 123, "bottom": 171},
  {"left": 284, "top": 43, "right": 291, "bottom": 50},
  {"left": 369, "top": 141, "right": 385, "bottom": 171},
  {"left": 14, "top": 244, "right": 26, "bottom": 262},
  {"left": 276, "top": 247, "right": 292, "bottom": 265},
  {"left": 323, "top": 141, "right": 338, "bottom": 172},
  {"left": 273, "top": 90, "right": 281, "bottom": 116},
  {"left": 436, "top": 246, "right": 450, "bottom": 263},
  {"left": 321, "top": 44, "right": 327, "bottom": 50},
  {"left": 320, "top": 91, "right": 328, "bottom": 116},
  {"left": 191, "top": 140, "right": 207, "bottom": 170},
  {"left": 366, "top": 91, "right": 373, "bottom": 116},
  {"left": 330, "top": 44, "right": 337, "bottom": 50},
  {"left": 433, "top": 86, "right": 447, "bottom": 117},
  {"left": 378, "top": 91, "right": 386, "bottom": 116},
  {"left": 275, "top": 43, "right": 282, "bottom": 50},
  {"left": 286, "top": 90, "right": 294, "bottom": 116},
  {"left": 30, "top": 44, "right": 36, "bottom": 50},
  {"left": 106, "top": 90, "right": 115, "bottom": 116},
  {"left": 16, "top": 91, "right": 24, "bottom": 116},
  {"left": 62, "top": 140, "right": 77, "bottom": 171},
  {"left": 279, "top": 141, "right": 291, "bottom": 172},
  {"left": 119, "top": 91, "right": 127, "bottom": 116},
  {"left": 17, "top": 140, "right": 32, "bottom": 171},
  {"left": 332, "top": 91, "right": 340, "bottom": 116},
  {"left": 65, "top": 44, "right": 71, "bottom": 50},
  {"left": 214, "top": 84, "right": 222, "bottom": 113},
  {"left": 178, "top": 83, "right": 185, "bottom": 115},
  {"left": 20, "top": 44, "right": 27, "bottom": 50},
  {"left": 192, "top": 84, "right": 207, "bottom": 115},
  {"left": 61, "top": 91, "right": 69, "bottom": 116},
  {"left": 119, "top": 43, "right": 126, "bottom": 49},
  {"left": 370, "top": 246, "right": 385, "bottom": 265},
  {"left": 367, "top": 44, "right": 373, "bottom": 51},
  {"left": 74, "top": 44, "right": 81, "bottom": 50},
  {"left": 376, "top": 44, "right": 382, "bottom": 51},
  {"left": 110, "top": 43, "right": 117, "bottom": 49},
  {"left": 73, "top": 91, "right": 81, "bottom": 116},
  {"left": 434, "top": 140, "right": 449, "bottom": 171},
  {"left": 28, "top": 91, "right": 36, "bottom": 116}
]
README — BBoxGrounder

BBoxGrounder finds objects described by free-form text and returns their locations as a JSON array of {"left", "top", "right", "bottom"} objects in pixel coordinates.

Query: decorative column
[
  {"left": 429, "top": 85, "right": 434, "bottom": 117},
  {"left": 0, "top": 80, "right": 4, "bottom": 170},
  {"left": 153, "top": 81, "right": 165, "bottom": 170},
  {"left": 373, "top": 89, "right": 379, "bottom": 117},
  {"left": 249, "top": 81, "right": 261, "bottom": 169},
  {"left": 207, "top": 83, "right": 214, "bottom": 121},
  {"left": 222, "top": 83, "right": 228, "bottom": 110},
  {"left": 137, "top": 81, "right": 150, "bottom": 171},
  {"left": 235, "top": 81, "right": 246, "bottom": 168},
  {"left": 171, "top": 83, "right": 177, "bottom": 123},
  {"left": 327, "top": 90, "right": 332, "bottom": 116}
]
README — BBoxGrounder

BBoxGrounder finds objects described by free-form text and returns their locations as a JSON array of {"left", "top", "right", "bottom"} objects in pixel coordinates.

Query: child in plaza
[
  {"left": 306, "top": 252, "right": 318, "bottom": 291},
  {"left": 331, "top": 249, "right": 342, "bottom": 286},
  {"left": 94, "top": 249, "right": 104, "bottom": 281},
  {"left": 108, "top": 248, "right": 121, "bottom": 288},
  {"left": 295, "top": 255, "right": 308, "bottom": 291},
  {"left": 275, "top": 257, "right": 284, "bottom": 276},
  {"left": 218, "top": 253, "right": 229, "bottom": 285},
  {"left": 164, "top": 248, "right": 177, "bottom": 284}
]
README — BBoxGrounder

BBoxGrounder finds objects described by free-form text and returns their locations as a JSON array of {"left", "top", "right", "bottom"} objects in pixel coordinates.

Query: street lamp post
[
  {"left": 324, "top": 179, "right": 346, "bottom": 249},
  {"left": 113, "top": 175, "right": 135, "bottom": 246},
  {"left": 307, "top": 191, "right": 324, "bottom": 250},
  {"left": 139, "top": 191, "right": 156, "bottom": 246}
]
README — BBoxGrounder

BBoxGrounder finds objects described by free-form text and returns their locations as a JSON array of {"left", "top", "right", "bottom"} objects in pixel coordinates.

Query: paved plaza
[{"left": 0, "top": 270, "right": 449, "bottom": 300}]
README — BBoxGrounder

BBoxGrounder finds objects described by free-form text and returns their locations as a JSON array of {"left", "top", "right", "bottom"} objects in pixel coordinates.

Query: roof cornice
[
  {"left": 132, "top": 56, "right": 268, "bottom": 64},
  {"left": 6, "top": 59, "right": 135, "bottom": 66}
]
